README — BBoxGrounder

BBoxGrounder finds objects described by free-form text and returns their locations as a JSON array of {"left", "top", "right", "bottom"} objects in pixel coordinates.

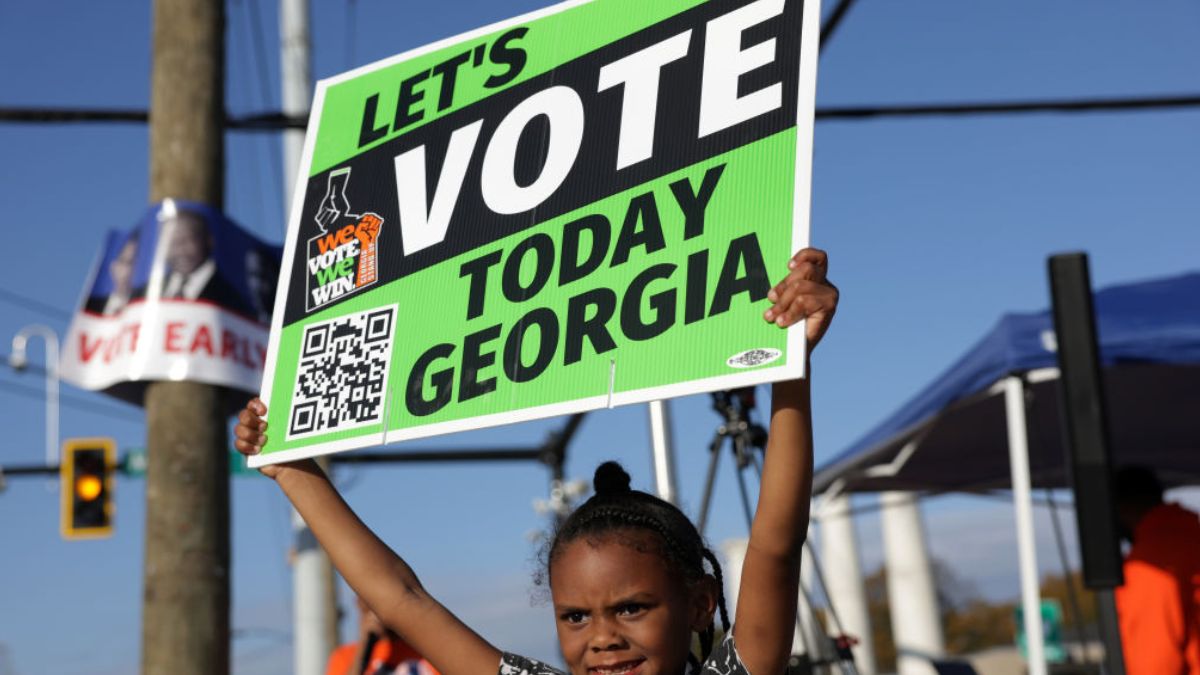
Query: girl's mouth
[{"left": 588, "top": 658, "right": 646, "bottom": 675}]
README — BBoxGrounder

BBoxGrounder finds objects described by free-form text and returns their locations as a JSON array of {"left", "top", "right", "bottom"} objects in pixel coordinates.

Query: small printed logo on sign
[
  {"left": 726, "top": 348, "right": 782, "bottom": 369},
  {"left": 305, "top": 167, "right": 385, "bottom": 313}
]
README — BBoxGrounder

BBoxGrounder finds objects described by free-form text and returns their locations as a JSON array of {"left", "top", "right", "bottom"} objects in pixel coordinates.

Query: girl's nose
[{"left": 588, "top": 617, "right": 626, "bottom": 651}]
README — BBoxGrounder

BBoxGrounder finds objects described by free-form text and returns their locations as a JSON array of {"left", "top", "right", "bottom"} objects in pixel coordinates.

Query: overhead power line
[
  {"left": 4, "top": 94, "right": 1200, "bottom": 132},
  {"left": 0, "top": 352, "right": 145, "bottom": 421},
  {"left": 0, "top": 108, "right": 307, "bottom": 129},
  {"left": 0, "top": 288, "right": 72, "bottom": 321},
  {"left": 0, "top": 375, "right": 143, "bottom": 421},
  {"left": 819, "top": 0, "right": 860, "bottom": 53},
  {"left": 0, "top": 108, "right": 150, "bottom": 124},
  {"left": 815, "top": 94, "right": 1200, "bottom": 120}
]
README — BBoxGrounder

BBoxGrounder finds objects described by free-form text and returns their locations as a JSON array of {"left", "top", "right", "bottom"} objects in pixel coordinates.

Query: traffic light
[{"left": 60, "top": 438, "right": 115, "bottom": 539}]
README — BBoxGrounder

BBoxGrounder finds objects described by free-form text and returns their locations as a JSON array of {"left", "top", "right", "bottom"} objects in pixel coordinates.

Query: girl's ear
[{"left": 689, "top": 575, "right": 719, "bottom": 632}]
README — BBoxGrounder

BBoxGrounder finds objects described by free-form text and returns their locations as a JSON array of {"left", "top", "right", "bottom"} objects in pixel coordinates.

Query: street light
[{"left": 10, "top": 324, "right": 60, "bottom": 472}]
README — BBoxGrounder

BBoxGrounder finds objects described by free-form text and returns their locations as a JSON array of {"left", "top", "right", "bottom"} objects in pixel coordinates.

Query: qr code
[
  {"left": 287, "top": 306, "right": 397, "bottom": 439},
  {"left": 726, "top": 347, "right": 782, "bottom": 369}
]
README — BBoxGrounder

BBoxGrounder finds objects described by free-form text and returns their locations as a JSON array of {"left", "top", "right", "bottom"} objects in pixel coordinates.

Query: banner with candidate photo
[{"left": 61, "top": 199, "right": 283, "bottom": 404}]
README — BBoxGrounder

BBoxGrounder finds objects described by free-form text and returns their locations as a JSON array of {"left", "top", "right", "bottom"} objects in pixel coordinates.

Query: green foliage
[
  {"left": 1039, "top": 570, "right": 1098, "bottom": 637},
  {"left": 861, "top": 560, "right": 1099, "bottom": 671},
  {"left": 863, "top": 559, "right": 1019, "bottom": 671}
]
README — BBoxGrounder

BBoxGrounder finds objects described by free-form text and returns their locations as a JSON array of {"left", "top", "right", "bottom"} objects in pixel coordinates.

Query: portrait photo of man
[{"left": 158, "top": 208, "right": 253, "bottom": 317}]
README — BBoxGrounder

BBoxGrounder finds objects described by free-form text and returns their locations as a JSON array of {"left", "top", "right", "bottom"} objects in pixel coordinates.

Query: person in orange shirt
[
  {"left": 1114, "top": 466, "right": 1200, "bottom": 675},
  {"left": 326, "top": 595, "right": 440, "bottom": 675}
]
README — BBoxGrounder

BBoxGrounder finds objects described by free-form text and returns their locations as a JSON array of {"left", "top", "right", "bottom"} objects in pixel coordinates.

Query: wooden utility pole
[{"left": 142, "top": 1, "right": 229, "bottom": 674}]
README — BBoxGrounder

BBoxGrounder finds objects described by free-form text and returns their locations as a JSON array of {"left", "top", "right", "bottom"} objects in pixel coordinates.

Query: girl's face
[{"left": 549, "top": 531, "right": 713, "bottom": 675}]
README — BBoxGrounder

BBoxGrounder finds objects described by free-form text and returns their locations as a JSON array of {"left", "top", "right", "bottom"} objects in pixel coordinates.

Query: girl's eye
[
  {"left": 616, "top": 603, "right": 646, "bottom": 617},
  {"left": 561, "top": 610, "right": 587, "bottom": 625}
]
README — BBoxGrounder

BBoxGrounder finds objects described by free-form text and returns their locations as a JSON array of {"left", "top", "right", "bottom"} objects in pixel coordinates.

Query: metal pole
[
  {"left": 1094, "top": 589, "right": 1126, "bottom": 675},
  {"left": 293, "top": 506, "right": 335, "bottom": 675},
  {"left": 648, "top": 400, "right": 680, "bottom": 504},
  {"left": 696, "top": 429, "right": 725, "bottom": 535},
  {"left": 10, "top": 325, "right": 60, "bottom": 473},
  {"left": 280, "top": 0, "right": 311, "bottom": 211},
  {"left": 1004, "top": 375, "right": 1048, "bottom": 675},
  {"left": 279, "top": 0, "right": 338, "bottom": 670}
]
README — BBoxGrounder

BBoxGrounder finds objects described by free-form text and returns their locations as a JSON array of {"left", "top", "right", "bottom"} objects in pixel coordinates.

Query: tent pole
[
  {"left": 1004, "top": 375, "right": 1048, "bottom": 675},
  {"left": 648, "top": 400, "right": 680, "bottom": 504}
]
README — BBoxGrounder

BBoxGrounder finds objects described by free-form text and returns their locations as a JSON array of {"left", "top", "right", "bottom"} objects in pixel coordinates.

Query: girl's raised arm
[
  {"left": 235, "top": 401, "right": 502, "bottom": 675},
  {"left": 732, "top": 248, "right": 837, "bottom": 675}
]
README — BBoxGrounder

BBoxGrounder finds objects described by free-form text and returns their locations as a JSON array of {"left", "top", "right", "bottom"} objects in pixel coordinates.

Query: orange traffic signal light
[{"left": 60, "top": 438, "right": 115, "bottom": 539}]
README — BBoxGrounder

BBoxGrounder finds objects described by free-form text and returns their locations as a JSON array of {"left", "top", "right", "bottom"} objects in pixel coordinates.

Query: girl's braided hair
[{"left": 545, "top": 461, "right": 731, "bottom": 668}]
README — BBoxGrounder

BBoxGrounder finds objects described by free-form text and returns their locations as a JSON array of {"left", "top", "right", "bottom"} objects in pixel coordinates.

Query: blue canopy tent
[
  {"left": 815, "top": 271, "right": 1200, "bottom": 495},
  {"left": 811, "top": 270, "right": 1200, "bottom": 672}
]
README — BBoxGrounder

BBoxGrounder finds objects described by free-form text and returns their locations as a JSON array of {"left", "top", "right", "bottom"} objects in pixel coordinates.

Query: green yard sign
[{"left": 253, "top": 0, "right": 820, "bottom": 466}]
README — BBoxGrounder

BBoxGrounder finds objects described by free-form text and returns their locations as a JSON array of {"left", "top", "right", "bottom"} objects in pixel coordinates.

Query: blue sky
[{"left": 1, "top": 1, "right": 1198, "bottom": 674}]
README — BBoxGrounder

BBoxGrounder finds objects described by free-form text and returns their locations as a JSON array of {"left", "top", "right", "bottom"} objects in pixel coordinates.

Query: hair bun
[{"left": 593, "top": 461, "right": 632, "bottom": 495}]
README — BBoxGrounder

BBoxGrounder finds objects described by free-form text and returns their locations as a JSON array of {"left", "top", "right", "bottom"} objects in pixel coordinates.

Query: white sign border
[{"left": 253, "top": 0, "right": 821, "bottom": 467}]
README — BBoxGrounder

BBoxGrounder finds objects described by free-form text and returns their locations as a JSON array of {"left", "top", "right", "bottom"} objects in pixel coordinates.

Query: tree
[
  {"left": 862, "top": 558, "right": 1016, "bottom": 671},
  {"left": 1039, "top": 570, "right": 1098, "bottom": 641},
  {"left": 860, "top": 560, "right": 1101, "bottom": 671},
  {"left": 863, "top": 566, "right": 897, "bottom": 671}
]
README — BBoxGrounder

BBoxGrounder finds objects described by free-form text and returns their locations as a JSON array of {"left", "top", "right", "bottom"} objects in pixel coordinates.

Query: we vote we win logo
[{"left": 305, "top": 168, "right": 384, "bottom": 312}]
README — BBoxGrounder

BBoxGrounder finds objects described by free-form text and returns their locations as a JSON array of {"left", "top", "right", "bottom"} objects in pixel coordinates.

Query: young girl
[{"left": 236, "top": 247, "right": 838, "bottom": 675}]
